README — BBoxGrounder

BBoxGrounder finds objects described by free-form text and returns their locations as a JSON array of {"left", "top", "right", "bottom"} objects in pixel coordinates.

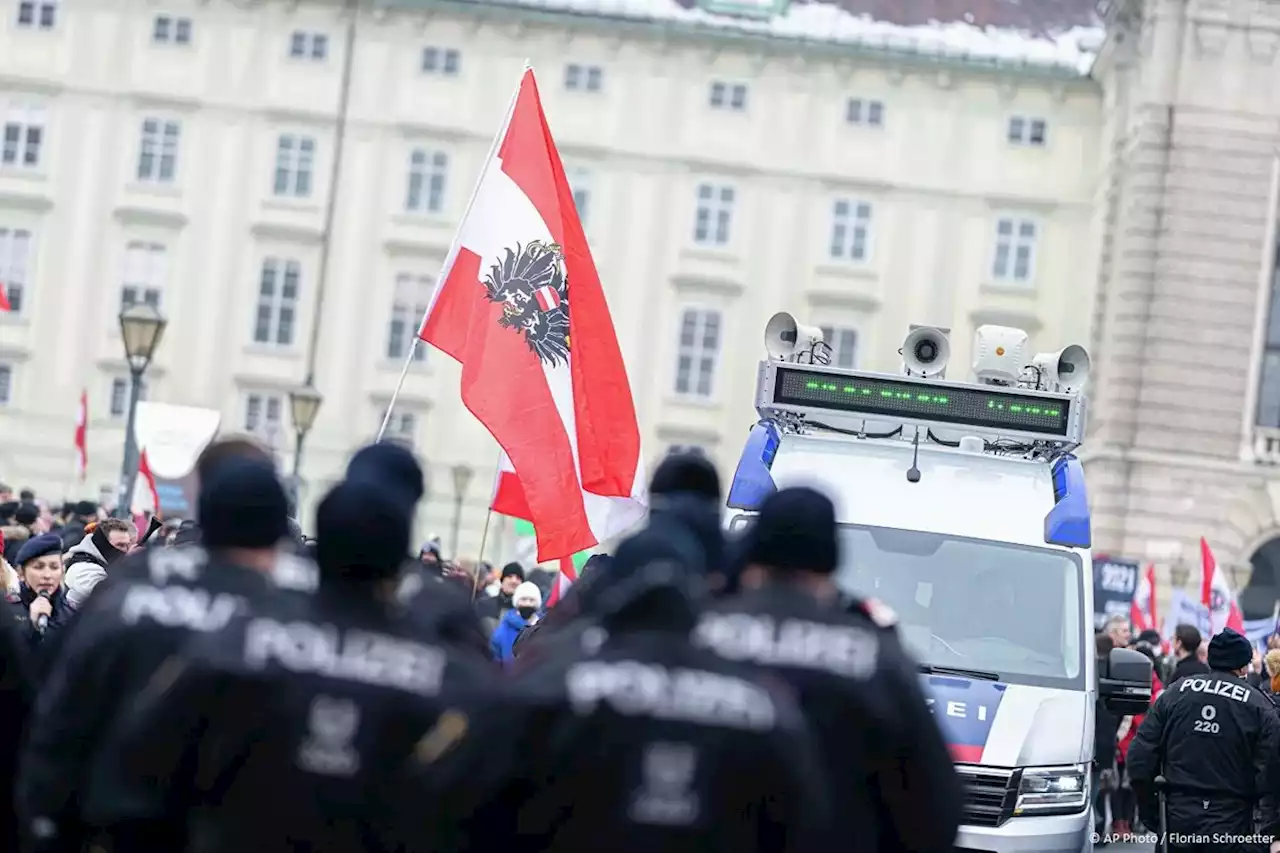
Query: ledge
[
  {"left": 250, "top": 217, "right": 324, "bottom": 243},
  {"left": 113, "top": 202, "right": 188, "bottom": 229},
  {"left": 670, "top": 271, "right": 743, "bottom": 298}
]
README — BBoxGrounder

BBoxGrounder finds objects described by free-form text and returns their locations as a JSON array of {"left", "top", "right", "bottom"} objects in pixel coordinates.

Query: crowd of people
[
  {"left": 1095, "top": 615, "right": 1280, "bottom": 851},
  {"left": 0, "top": 434, "right": 965, "bottom": 853}
]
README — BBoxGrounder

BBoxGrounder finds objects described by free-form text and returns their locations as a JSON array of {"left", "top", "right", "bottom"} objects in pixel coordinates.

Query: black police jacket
[
  {"left": 1127, "top": 670, "right": 1280, "bottom": 836},
  {"left": 17, "top": 546, "right": 313, "bottom": 853},
  {"left": 0, "top": 611, "right": 33, "bottom": 853},
  {"left": 696, "top": 584, "right": 963, "bottom": 853},
  {"left": 105, "top": 584, "right": 496, "bottom": 853},
  {"left": 8, "top": 585, "right": 74, "bottom": 672},
  {"left": 389, "top": 622, "right": 830, "bottom": 853}
]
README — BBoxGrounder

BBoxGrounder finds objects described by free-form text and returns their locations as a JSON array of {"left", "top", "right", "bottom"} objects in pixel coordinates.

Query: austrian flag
[{"left": 418, "top": 68, "right": 647, "bottom": 561}]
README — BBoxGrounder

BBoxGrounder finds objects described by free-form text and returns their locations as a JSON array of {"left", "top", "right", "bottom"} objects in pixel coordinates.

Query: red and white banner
[
  {"left": 1130, "top": 563, "right": 1158, "bottom": 634},
  {"left": 74, "top": 390, "right": 87, "bottom": 481},
  {"left": 420, "top": 68, "right": 646, "bottom": 562},
  {"left": 1201, "top": 537, "right": 1244, "bottom": 636},
  {"left": 131, "top": 448, "right": 160, "bottom": 518}
]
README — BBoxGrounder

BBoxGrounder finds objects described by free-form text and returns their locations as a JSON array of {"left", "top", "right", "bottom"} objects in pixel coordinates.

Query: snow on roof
[{"left": 453, "top": 0, "right": 1105, "bottom": 75}]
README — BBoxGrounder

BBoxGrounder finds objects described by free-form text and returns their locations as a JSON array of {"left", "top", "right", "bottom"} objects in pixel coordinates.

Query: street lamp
[
  {"left": 114, "top": 302, "right": 167, "bottom": 519},
  {"left": 450, "top": 463, "right": 474, "bottom": 559},
  {"left": 289, "top": 382, "right": 324, "bottom": 510}
]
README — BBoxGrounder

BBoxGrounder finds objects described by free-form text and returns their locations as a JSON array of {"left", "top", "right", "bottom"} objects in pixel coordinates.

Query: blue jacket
[{"left": 490, "top": 607, "right": 531, "bottom": 664}]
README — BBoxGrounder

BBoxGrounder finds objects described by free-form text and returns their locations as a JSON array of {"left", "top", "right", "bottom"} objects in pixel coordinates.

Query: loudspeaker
[
  {"left": 764, "top": 312, "right": 824, "bottom": 360},
  {"left": 901, "top": 326, "right": 951, "bottom": 377},
  {"left": 1032, "top": 345, "right": 1091, "bottom": 392}
]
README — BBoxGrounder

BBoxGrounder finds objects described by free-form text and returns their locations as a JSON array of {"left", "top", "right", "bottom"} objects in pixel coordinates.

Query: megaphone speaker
[
  {"left": 1035, "top": 344, "right": 1091, "bottom": 391},
  {"left": 902, "top": 326, "right": 951, "bottom": 377},
  {"left": 764, "top": 312, "right": 824, "bottom": 360}
]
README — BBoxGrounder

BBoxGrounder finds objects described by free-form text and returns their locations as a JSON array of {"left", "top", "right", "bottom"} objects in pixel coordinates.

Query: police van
[{"left": 724, "top": 315, "right": 1152, "bottom": 853}]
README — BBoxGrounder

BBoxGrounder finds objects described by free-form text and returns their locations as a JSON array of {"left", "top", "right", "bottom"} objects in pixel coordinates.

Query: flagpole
[
  {"left": 470, "top": 449, "right": 505, "bottom": 599},
  {"left": 376, "top": 60, "right": 533, "bottom": 443}
]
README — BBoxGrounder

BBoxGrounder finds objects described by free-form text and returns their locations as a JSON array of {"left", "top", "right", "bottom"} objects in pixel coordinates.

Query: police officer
[
  {"left": 106, "top": 470, "right": 495, "bottom": 853},
  {"left": 511, "top": 451, "right": 725, "bottom": 668},
  {"left": 18, "top": 456, "right": 307, "bottom": 853},
  {"left": 0, "top": 605, "right": 32, "bottom": 852},
  {"left": 695, "top": 487, "right": 963, "bottom": 853},
  {"left": 1128, "top": 628, "right": 1280, "bottom": 853},
  {"left": 388, "top": 524, "right": 829, "bottom": 853}
]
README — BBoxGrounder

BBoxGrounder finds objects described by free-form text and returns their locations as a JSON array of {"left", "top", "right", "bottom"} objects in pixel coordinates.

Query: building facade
[
  {"left": 1087, "top": 0, "right": 1280, "bottom": 615},
  {"left": 0, "top": 0, "right": 1102, "bottom": 560}
]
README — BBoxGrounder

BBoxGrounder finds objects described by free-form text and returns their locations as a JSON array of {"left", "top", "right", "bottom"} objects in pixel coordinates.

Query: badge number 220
[{"left": 1194, "top": 705, "right": 1220, "bottom": 734}]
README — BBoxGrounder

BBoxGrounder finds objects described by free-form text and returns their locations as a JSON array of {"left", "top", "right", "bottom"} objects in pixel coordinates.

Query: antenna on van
[{"left": 906, "top": 427, "right": 922, "bottom": 483}]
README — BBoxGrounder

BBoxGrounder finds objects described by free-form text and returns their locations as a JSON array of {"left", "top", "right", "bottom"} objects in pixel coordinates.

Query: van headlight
[{"left": 1013, "top": 765, "right": 1088, "bottom": 816}]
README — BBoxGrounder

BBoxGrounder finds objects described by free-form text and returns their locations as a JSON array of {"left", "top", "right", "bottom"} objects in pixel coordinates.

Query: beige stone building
[{"left": 1085, "top": 0, "right": 1280, "bottom": 617}]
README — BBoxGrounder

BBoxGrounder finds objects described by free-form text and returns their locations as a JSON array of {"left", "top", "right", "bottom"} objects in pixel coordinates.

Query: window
[
  {"left": 15, "top": 0, "right": 56, "bottom": 29},
  {"left": 567, "top": 168, "right": 591, "bottom": 226},
  {"left": 289, "top": 30, "right": 328, "bottom": 60},
  {"left": 708, "top": 81, "right": 748, "bottom": 111},
  {"left": 845, "top": 98, "right": 884, "bottom": 127},
  {"left": 693, "top": 183, "right": 734, "bottom": 246},
  {"left": 136, "top": 118, "right": 180, "bottom": 183},
  {"left": 273, "top": 134, "right": 315, "bottom": 198},
  {"left": 120, "top": 242, "right": 167, "bottom": 312},
  {"left": 152, "top": 15, "right": 192, "bottom": 45},
  {"left": 0, "top": 365, "right": 13, "bottom": 406},
  {"left": 829, "top": 199, "right": 872, "bottom": 262},
  {"left": 0, "top": 228, "right": 32, "bottom": 314},
  {"left": 818, "top": 326, "right": 858, "bottom": 369},
  {"left": 109, "top": 376, "right": 149, "bottom": 418},
  {"left": 1008, "top": 116, "right": 1048, "bottom": 146},
  {"left": 565, "top": 63, "right": 603, "bottom": 92},
  {"left": 383, "top": 410, "right": 419, "bottom": 446},
  {"left": 421, "top": 46, "right": 460, "bottom": 75},
  {"left": 386, "top": 273, "right": 432, "bottom": 362},
  {"left": 991, "top": 217, "right": 1038, "bottom": 284},
  {"left": 673, "top": 308, "right": 722, "bottom": 398},
  {"left": 1, "top": 105, "right": 43, "bottom": 169},
  {"left": 244, "top": 392, "right": 284, "bottom": 439},
  {"left": 254, "top": 258, "right": 301, "bottom": 346},
  {"left": 405, "top": 149, "right": 447, "bottom": 214}
]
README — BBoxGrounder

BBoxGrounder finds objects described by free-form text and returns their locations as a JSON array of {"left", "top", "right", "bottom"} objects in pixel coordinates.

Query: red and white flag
[
  {"left": 131, "top": 448, "right": 160, "bottom": 518},
  {"left": 1201, "top": 537, "right": 1244, "bottom": 635},
  {"left": 74, "top": 390, "right": 88, "bottom": 481},
  {"left": 546, "top": 555, "right": 578, "bottom": 608},
  {"left": 420, "top": 68, "right": 646, "bottom": 561},
  {"left": 1130, "top": 563, "right": 1158, "bottom": 634},
  {"left": 0, "top": 282, "right": 12, "bottom": 313}
]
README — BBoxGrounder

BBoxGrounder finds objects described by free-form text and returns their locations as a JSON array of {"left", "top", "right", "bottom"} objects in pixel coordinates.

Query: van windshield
[{"left": 835, "top": 525, "right": 1086, "bottom": 690}]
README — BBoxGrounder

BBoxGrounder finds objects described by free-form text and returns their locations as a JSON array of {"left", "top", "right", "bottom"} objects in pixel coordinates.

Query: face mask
[{"left": 517, "top": 605, "right": 538, "bottom": 620}]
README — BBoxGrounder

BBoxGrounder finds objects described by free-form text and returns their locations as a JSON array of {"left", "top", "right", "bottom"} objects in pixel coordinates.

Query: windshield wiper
[{"left": 919, "top": 664, "right": 1001, "bottom": 682}]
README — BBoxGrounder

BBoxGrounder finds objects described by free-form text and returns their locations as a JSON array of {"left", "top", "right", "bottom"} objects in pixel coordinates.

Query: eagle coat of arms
[{"left": 482, "top": 240, "right": 571, "bottom": 368}]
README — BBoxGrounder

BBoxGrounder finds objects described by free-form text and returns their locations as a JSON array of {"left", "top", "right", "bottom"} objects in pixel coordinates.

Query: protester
[
  {"left": 476, "top": 562, "right": 524, "bottom": 635},
  {"left": 490, "top": 580, "right": 540, "bottom": 664},
  {"left": 1168, "top": 623, "right": 1210, "bottom": 684},
  {"left": 62, "top": 519, "right": 136, "bottom": 609}
]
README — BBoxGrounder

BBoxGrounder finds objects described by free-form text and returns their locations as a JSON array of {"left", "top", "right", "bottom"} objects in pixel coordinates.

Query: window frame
[
  {"left": 243, "top": 391, "right": 285, "bottom": 440},
  {"left": 672, "top": 305, "right": 724, "bottom": 400},
  {"left": 818, "top": 325, "right": 859, "bottom": 369},
  {"left": 693, "top": 182, "right": 735, "bottom": 247},
  {"left": 0, "top": 227, "right": 33, "bottom": 315},
  {"left": 990, "top": 215, "right": 1040, "bottom": 285},
  {"left": 1, "top": 104, "right": 45, "bottom": 170},
  {"left": 273, "top": 133, "right": 316, "bottom": 199},
  {"left": 405, "top": 149, "right": 448, "bottom": 214},
  {"left": 828, "top": 198, "right": 874, "bottom": 263},
  {"left": 136, "top": 117, "right": 181, "bottom": 184},
  {"left": 253, "top": 257, "right": 302, "bottom": 347},
  {"left": 120, "top": 241, "right": 167, "bottom": 313},
  {"left": 15, "top": 0, "right": 57, "bottom": 30},
  {"left": 386, "top": 272, "right": 432, "bottom": 363}
]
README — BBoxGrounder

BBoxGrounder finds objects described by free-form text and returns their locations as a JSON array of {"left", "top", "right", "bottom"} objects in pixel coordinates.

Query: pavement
[{"left": 1106, "top": 843, "right": 1154, "bottom": 853}]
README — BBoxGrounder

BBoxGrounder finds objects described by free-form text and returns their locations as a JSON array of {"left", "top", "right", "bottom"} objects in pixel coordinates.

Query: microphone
[{"left": 35, "top": 590, "right": 50, "bottom": 632}]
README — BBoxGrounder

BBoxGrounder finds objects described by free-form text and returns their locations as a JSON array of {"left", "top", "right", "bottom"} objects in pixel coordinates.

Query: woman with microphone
[{"left": 6, "top": 533, "right": 72, "bottom": 670}]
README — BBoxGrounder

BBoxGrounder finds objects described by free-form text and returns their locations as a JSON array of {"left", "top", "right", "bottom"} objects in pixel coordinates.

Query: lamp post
[
  {"left": 450, "top": 463, "right": 474, "bottom": 559},
  {"left": 289, "top": 382, "right": 324, "bottom": 511},
  {"left": 114, "top": 302, "right": 168, "bottom": 519}
]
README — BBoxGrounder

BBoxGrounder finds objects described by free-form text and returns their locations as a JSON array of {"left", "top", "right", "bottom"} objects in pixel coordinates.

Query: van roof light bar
[{"left": 754, "top": 361, "right": 1086, "bottom": 446}]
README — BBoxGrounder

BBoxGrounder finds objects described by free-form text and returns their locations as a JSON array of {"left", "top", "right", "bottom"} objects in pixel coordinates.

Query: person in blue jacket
[{"left": 491, "top": 581, "right": 542, "bottom": 664}]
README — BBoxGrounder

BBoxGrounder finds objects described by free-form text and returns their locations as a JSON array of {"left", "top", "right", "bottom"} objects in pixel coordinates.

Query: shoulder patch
[{"left": 860, "top": 597, "right": 898, "bottom": 629}]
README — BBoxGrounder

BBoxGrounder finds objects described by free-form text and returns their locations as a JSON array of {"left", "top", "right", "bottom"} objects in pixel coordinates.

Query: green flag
[{"left": 511, "top": 518, "right": 590, "bottom": 568}]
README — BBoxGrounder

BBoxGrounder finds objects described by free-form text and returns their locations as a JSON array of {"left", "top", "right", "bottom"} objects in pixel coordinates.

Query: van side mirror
[{"left": 1099, "top": 647, "right": 1153, "bottom": 715}]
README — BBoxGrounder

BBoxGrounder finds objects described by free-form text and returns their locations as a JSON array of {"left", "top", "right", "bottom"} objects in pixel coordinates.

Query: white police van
[{"left": 724, "top": 315, "right": 1152, "bottom": 853}]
